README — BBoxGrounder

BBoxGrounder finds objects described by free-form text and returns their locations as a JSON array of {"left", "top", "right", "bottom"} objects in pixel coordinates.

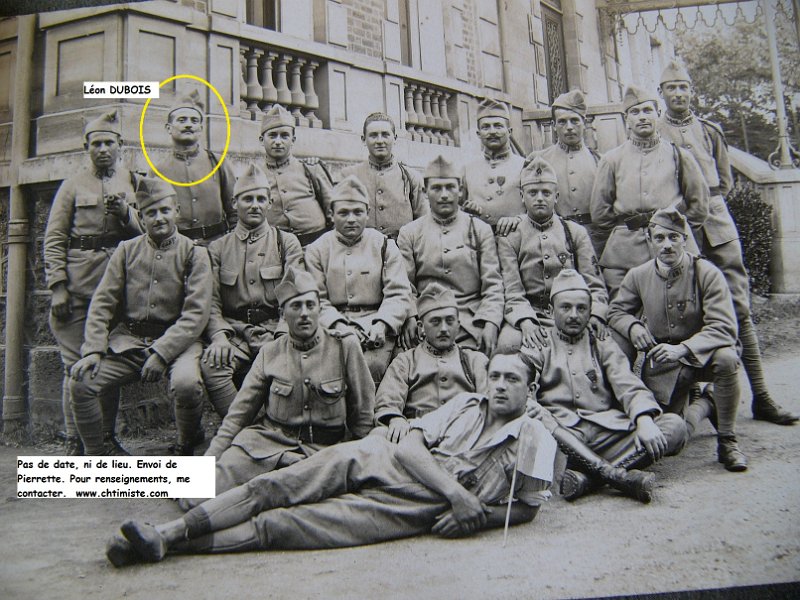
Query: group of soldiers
[{"left": 42, "top": 58, "right": 798, "bottom": 564}]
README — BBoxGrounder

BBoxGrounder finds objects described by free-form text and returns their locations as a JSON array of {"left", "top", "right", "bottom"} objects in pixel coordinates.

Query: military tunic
[
  {"left": 462, "top": 150, "right": 525, "bottom": 227},
  {"left": 607, "top": 253, "right": 739, "bottom": 406},
  {"left": 498, "top": 215, "right": 608, "bottom": 328},
  {"left": 153, "top": 148, "right": 236, "bottom": 243},
  {"left": 305, "top": 228, "right": 413, "bottom": 382},
  {"left": 590, "top": 137, "right": 709, "bottom": 295},
  {"left": 202, "top": 222, "right": 305, "bottom": 416},
  {"left": 529, "top": 142, "right": 599, "bottom": 225},
  {"left": 340, "top": 159, "right": 428, "bottom": 239},
  {"left": 199, "top": 329, "right": 375, "bottom": 499},
  {"left": 263, "top": 156, "right": 333, "bottom": 243},
  {"left": 396, "top": 211, "right": 504, "bottom": 347},
  {"left": 523, "top": 328, "right": 686, "bottom": 462},
  {"left": 374, "top": 342, "right": 489, "bottom": 424}
]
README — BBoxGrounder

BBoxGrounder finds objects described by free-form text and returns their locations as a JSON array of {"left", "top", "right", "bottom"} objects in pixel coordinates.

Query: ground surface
[{"left": 1, "top": 307, "right": 799, "bottom": 600}]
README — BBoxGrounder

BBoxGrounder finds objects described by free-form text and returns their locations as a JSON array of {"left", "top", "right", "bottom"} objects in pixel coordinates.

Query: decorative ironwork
[{"left": 542, "top": 5, "right": 568, "bottom": 103}]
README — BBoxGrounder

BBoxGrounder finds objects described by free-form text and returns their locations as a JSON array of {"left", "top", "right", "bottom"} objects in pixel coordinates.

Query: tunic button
[
  {"left": 249, "top": 279, "right": 255, "bottom": 284},
  {"left": 668, "top": 304, "right": 673, "bottom": 309},
  {"left": 304, "top": 378, "right": 310, "bottom": 384},
  {"left": 686, "top": 144, "right": 692, "bottom": 149},
  {"left": 346, "top": 250, "right": 352, "bottom": 255},
  {"left": 544, "top": 274, "right": 550, "bottom": 279},
  {"left": 570, "top": 187, "right": 577, "bottom": 192},
  {"left": 569, "top": 170, "right": 575, "bottom": 175},
  {"left": 348, "top": 294, "right": 354, "bottom": 299},
  {"left": 347, "top": 271, "right": 352, "bottom": 275},
  {"left": 542, "top": 234, "right": 547, "bottom": 239},
  {"left": 192, "top": 218, "right": 199, "bottom": 223},
  {"left": 442, "top": 230, "right": 449, "bottom": 234},
  {"left": 150, "top": 303, "right": 155, "bottom": 308},
  {"left": 380, "top": 226, "right": 386, "bottom": 230},
  {"left": 156, "top": 254, "right": 162, "bottom": 260},
  {"left": 302, "top": 354, "right": 308, "bottom": 359},
  {"left": 568, "top": 350, "right": 573, "bottom": 355},
  {"left": 377, "top": 189, "right": 383, "bottom": 194},
  {"left": 575, "top": 392, "right": 581, "bottom": 398},
  {"left": 284, "top": 210, "right": 289, "bottom": 214},
  {"left": 191, "top": 198, "right": 197, "bottom": 203},
  {"left": 571, "top": 371, "right": 576, "bottom": 375},
  {"left": 667, "top": 283, "right": 672, "bottom": 289},
  {"left": 379, "top": 206, "right": 384, "bottom": 211},
  {"left": 445, "top": 269, "right": 451, "bottom": 274},
  {"left": 304, "top": 405, "right": 310, "bottom": 410},
  {"left": 440, "top": 377, "right": 447, "bottom": 382},
  {"left": 544, "top": 255, "right": 549, "bottom": 259},
  {"left": 670, "top": 324, "right": 676, "bottom": 328},
  {"left": 281, "top": 189, "right": 287, "bottom": 194},
  {"left": 153, "top": 279, "right": 158, "bottom": 284},
  {"left": 488, "top": 178, "right": 495, "bottom": 184}
]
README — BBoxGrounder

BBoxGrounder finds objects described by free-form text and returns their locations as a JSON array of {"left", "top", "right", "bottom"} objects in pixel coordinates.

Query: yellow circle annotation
[{"left": 139, "top": 74, "right": 231, "bottom": 188}]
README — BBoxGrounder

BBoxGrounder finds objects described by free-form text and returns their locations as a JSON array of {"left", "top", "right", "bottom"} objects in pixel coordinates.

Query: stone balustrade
[
  {"left": 239, "top": 43, "right": 323, "bottom": 128},
  {"left": 402, "top": 80, "right": 455, "bottom": 146}
]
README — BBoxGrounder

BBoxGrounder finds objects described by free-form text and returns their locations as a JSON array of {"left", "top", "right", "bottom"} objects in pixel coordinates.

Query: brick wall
[
  {"left": 461, "top": 0, "right": 480, "bottom": 87},
  {"left": 342, "top": 0, "right": 384, "bottom": 59}
]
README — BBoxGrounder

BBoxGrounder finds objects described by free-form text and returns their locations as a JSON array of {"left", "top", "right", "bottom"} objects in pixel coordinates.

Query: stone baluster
[
  {"left": 413, "top": 86, "right": 426, "bottom": 141},
  {"left": 422, "top": 88, "right": 441, "bottom": 143},
  {"left": 440, "top": 92, "right": 453, "bottom": 145},
  {"left": 302, "top": 60, "right": 322, "bottom": 128},
  {"left": 274, "top": 54, "right": 292, "bottom": 106},
  {"left": 403, "top": 84, "right": 417, "bottom": 136},
  {"left": 431, "top": 91, "right": 444, "bottom": 130},
  {"left": 238, "top": 46, "right": 249, "bottom": 118},
  {"left": 245, "top": 48, "right": 264, "bottom": 117},
  {"left": 289, "top": 57, "right": 309, "bottom": 126},
  {"left": 260, "top": 51, "right": 279, "bottom": 110}
]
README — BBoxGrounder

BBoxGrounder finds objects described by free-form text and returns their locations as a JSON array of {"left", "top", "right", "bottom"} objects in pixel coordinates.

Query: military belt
[
  {"left": 126, "top": 320, "right": 170, "bottom": 338},
  {"left": 294, "top": 228, "right": 328, "bottom": 247},
  {"left": 180, "top": 220, "right": 227, "bottom": 240},
  {"left": 227, "top": 305, "right": 280, "bottom": 324},
  {"left": 334, "top": 304, "right": 381, "bottom": 313},
  {"left": 68, "top": 234, "right": 123, "bottom": 251},
  {"left": 620, "top": 211, "right": 656, "bottom": 231},
  {"left": 563, "top": 212, "right": 592, "bottom": 226},
  {"left": 278, "top": 422, "right": 345, "bottom": 445}
]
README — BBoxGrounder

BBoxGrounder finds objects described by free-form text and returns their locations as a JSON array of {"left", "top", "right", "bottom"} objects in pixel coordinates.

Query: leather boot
[
  {"left": 752, "top": 393, "right": 798, "bottom": 426},
  {"left": 552, "top": 427, "right": 655, "bottom": 503},
  {"left": 65, "top": 436, "right": 84, "bottom": 456},
  {"left": 103, "top": 433, "right": 130, "bottom": 456},
  {"left": 717, "top": 435, "right": 748, "bottom": 472}
]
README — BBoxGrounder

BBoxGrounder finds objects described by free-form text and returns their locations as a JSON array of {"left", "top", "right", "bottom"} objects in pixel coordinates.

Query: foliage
[
  {"left": 726, "top": 178, "right": 773, "bottom": 297},
  {"left": 674, "top": 18, "right": 799, "bottom": 161}
]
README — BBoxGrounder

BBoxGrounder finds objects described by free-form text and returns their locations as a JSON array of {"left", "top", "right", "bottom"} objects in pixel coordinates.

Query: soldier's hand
[
  {"left": 105, "top": 192, "right": 130, "bottom": 220},
  {"left": 366, "top": 321, "right": 387, "bottom": 349},
  {"left": 635, "top": 415, "right": 668, "bottom": 461},
  {"left": 50, "top": 284, "right": 72, "bottom": 320},
  {"left": 589, "top": 315, "right": 607, "bottom": 340},
  {"left": 526, "top": 398, "right": 544, "bottom": 420},
  {"left": 461, "top": 199, "right": 482, "bottom": 217},
  {"left": 495, "top": 215, "right": 522, "bottom": 237},
  {"left": 650, "top": 343, "right": 688, "bottom": 364},
  {"left": 448, "top": 488, "right": 489, "bottom": 534},
  {"left": 141, "top": 351, "right": 167, "bottom": 382},
  {"left": 520, "top": 319, "right": 548, "bottom": 350},
  {"left": 630, "top": 323, "right": 657, "bottom": 352},
  {"left": 386, "top": 417, "right": 411, "bottom": 444},
  {"left": 203, "top": 336, "right": 235, "bottom": 369},
  {"left": 432, "top": 510, "right": 470, "bottom": 538},
  {"left": 400, "top": 316, "right": 419, "bottom": 350},
  {"left": 480, "top": 322, "right": 499, "bottom": 356},
  {"left": 71, "top": 353, "right": 102, "bottom": 381}
]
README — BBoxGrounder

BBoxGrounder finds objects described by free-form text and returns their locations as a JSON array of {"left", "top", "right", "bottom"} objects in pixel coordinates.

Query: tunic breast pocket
[
  {"left": 314, "top": 377, "right": 346, "bottom": 422},
  {"left": 267, "top": 378, "right": 295, "bottom": 422},
  {"left": 75, "top": 193, "right": 100, "bottom": 209},
  {"left": 219, "top": 268, "right": 239, "bottom": 288},
  {"left": 260, "top": 265, "right": 283, "bottom": 283}
]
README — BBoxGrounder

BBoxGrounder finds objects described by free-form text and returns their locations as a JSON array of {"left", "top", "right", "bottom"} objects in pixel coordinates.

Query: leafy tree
[{"left": 674, "top": 17, "right": 799, "bottom": 161}]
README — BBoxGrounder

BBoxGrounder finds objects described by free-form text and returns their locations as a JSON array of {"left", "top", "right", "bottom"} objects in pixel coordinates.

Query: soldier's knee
[
  {"left": 657, "top": 413, "right": 688, "bottom": 455},
  {"left": 170, "top": 371, "right": 204, "bottom": 406},
  {"left": 710, "top": 347, "right": 739, "bottom": 376}
]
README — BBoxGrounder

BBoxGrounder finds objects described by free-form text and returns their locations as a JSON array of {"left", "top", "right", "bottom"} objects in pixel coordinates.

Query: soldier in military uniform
[
  {"left": 497, "top": 157, "right": 608, "bottom": 352},
  {"left": 259, "top": 104, "right": 334, "bottom": 247},
  {"left": 657, "top": 60, "right": 797, "bottom": 426},
  {"left": 523, "top": 269, "right": 687, "bottom": 503},
  {"left": 200, "top": 164, "right": 305, "bottom": 419},
  {"left": 607, "top": 208, "right": 748, "bottom": 472},
  {"left": 306, "top": 176, "right": 413, "bottom": 385},
  {"left": 374, "top": 283, "right": 489, "bottom": 443},
  {"left": 526, "top": 90, "right": 603, "bottom": 254},
  {"left": 44, "top": 110, "right": 144, "bottom": 455},
  {"left": 462, "top": 99, "right": 526, "bottom": 235},
  {"left": 397, "top": 155, "right": 504, "bottom": 354},
  {"left": 70, "top": 177, "right": 212, "bottom": 456},
  {"left": 340, "top": 112, "right": 428, "bottom": 240},
  {"left": 181, "top": 267, "right": 374, "bottom": 508},
  {"left": 590, "top": 85, "right": 709, "bottom": 299},
  {"left": 153, "top": 90, "right": 236, "bottom": 245}
]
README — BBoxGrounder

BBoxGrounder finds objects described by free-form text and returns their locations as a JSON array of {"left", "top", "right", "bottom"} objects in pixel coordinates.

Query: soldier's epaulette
[{"left": 698, "top": 118, "right": 727, "bottom": 145}]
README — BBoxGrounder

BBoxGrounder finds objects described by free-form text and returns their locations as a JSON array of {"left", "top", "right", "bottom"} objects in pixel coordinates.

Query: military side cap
[
  {"left": 649, "top": 206, "right": 687, "bottom": 235},
  {"left": 84, "top": 109, "right": 122, "bottom": 140},
  {"left": 550, "top": 268, "right": 590, "bottom": 300},
  {"left": 424, "top": 155, "right": 461, "bottom": 181},
  {"left": 659, "top": 59, "right": 692, "bottom": 85},
  {"left": 521, "top": 156, "right": 558, "bottom": 187},
  {"left": 477, "top": 98, "right": 510, "bottom": 122},
  {"left": 331, "top": 175, "right": 369, "bottom": 206},
  {"left": 168, "top": 89, "right": 204, "bottom": 119},
  {"left": 136, "top": 176, "right": 176, "bottom": 210},
  {"left": 261, "top": 104, "right": 295, "bottom": 134},
  {"left": 552, "top": 89, "right": 587, "bottom": 118},
  {"left": 417, "top": 282, "right": 458, "bottom": 318},
  {"left": 234, "top": 164, "right": 270, "bottom": 198},
  {"left": 622, "top": 85, "right": 658, "bottom": 112},
  {"left": 276, "top": 267, "right": 319, "bottom": 306}
]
